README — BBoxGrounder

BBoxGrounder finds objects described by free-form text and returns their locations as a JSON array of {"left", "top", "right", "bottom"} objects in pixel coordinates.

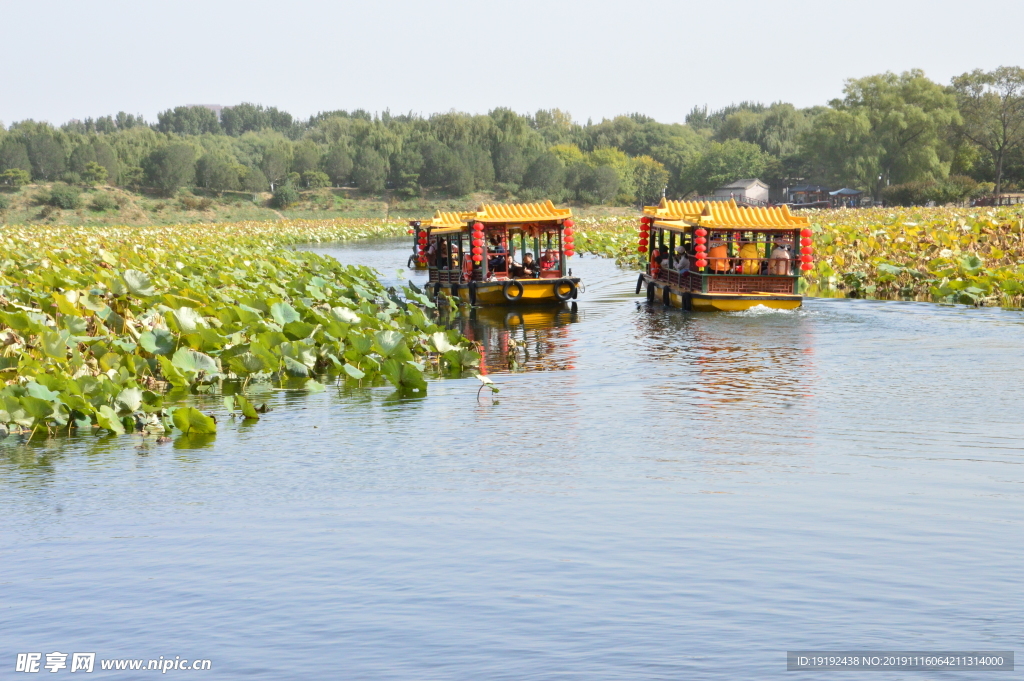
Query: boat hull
[
  {"left": 429, "top": 278, "right": 580, "bottom": 307},
  {"left": 642, "top": 276, "right": 802, "bottom": 311}
]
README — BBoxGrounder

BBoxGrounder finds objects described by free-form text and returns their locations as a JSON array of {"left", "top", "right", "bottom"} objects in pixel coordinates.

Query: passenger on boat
[
  {"left": 769, "top": 242, "right": 791, "bottom": 275},
  {"left": 540, "top": 249, "right": 558, "bottom": 270},
  {"left": 708, "top": 241, "right": 729, "bottom": 273},
  {"left": 511, "top": 253, "right": 539, "bottom": 279},
  {"left": 672, "top": 246, "right": 689, "bottom": 271},
  {"left": 738, "top": 241, "right": 760, "bottom": 274},
  {"left": 488, "top": 237, "right": 507, "bottom": 271}
]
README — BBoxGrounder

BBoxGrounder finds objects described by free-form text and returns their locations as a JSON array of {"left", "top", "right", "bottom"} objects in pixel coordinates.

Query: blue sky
[{"left": 3, "top": 0, "right": 1021, "bottom": 126}]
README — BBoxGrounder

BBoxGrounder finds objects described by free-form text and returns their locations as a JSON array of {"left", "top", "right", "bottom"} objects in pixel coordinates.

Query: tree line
[{"left": 1, "top": 67, "right": 1023, "bottom": 206}]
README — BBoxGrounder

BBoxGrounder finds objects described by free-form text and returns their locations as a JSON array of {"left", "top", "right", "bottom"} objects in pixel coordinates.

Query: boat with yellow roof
[
  {"left": 636, "top": 198, "right": 814, "bottom": 311},
  {"left": 409, "top": 201, "right": 581, "bottom": 306}
]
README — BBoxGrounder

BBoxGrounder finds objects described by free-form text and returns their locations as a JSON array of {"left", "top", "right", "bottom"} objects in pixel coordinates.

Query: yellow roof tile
[
  {"left": 420, "top": 211, "right": 466, "bottom": 230},
  {"left": 643, "top": 197, "right": 808, "bottom": 230},
  {"left": 467, "top": 200, "right": 572, "bottom": 223}
]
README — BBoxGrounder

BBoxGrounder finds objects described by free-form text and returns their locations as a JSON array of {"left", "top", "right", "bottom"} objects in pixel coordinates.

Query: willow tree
[{"left": 952, "top": 67, "right": 1024, "bottom": 197}]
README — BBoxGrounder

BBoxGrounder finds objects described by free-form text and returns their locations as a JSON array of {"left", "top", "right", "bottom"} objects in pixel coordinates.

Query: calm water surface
[{"left": 2, "top": 240, "right": 1022, "bottom": 679}]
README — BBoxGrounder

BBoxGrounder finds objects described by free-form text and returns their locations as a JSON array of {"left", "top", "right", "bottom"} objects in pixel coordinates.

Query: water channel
[{"left": 2, "top": 239, "right": 1022, "bottom": 679}]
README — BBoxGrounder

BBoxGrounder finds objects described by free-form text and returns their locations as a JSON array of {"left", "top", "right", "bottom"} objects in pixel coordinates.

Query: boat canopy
[
  {"left": 417, "top": 201, "right": 573, "bottom": 235},
  {"left": 419, "top": 211, "right": 465, "bottom": 235},
  {"left": 644, "top": 197, "right": 809, "bottom": 232},
  {"left": 466, "top": 200, "right": 571, "bottom": 224}
]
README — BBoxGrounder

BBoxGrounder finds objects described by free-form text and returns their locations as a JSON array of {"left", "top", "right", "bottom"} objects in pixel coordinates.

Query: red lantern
[
  {"left": 638, "top": 245, "right": 648, "bottom": 253},
  {"left": 564, "top": 237, "right": 575, "bottom": 246},
  {"left": 801, "top": 228, "right": 812, "bottom": 238},
  {"left": 473, "top": 222, "right": 484, "bottom": 231},
  {"left": 801, "top": 246, "right": 814, "bottom": 255},
  {"left": 695, "top": 244, "right": 706, "bottom": 253},
  {"left": 563, "top": 219, "right": 574, "bottom": 228},
  {"left": 407, "top": 229, "right": 414, "bottom": 235},
  {"left": 801, "top": 237, "right": 812, "bottom": 247},
  {"left": 638, "top": 238, "right": 649, "bottom": 246},
  {"left": 565, "top": 249, "right": 575, "bottom": 257},
  {"left": 640, "top": 216, "right": 653, "bottom": 224},
  {"left": 800, "top": 254, "right": 812, "bottom": 263},
  {"left": 695, "top": 236, "right": 706, "bottom": 245},
  {"left": 418, "top": 256, "right": 427, "bottom": 265},
  {"left": 563, "top": 227, "right": 574, "bottom": 237},
  {"left": 801, "top": 263, "right": 813, "bottom": 271},
  {"left": 696, "top": 260, "right": 708, "bottom": 268},
  {"left": 472, "top": 246, "right": 483, "bottom": 256},
  {"left": 695, "top": 228, "right": 707, "bottom": 237}
]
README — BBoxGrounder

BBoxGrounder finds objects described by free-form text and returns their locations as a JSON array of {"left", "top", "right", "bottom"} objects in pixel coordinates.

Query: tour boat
[
  {"left": 410, "top": 201, "right": 581, "bottom": 306},
  {"left": 636, "top": 198, "right": 813, "bottom": 311}
]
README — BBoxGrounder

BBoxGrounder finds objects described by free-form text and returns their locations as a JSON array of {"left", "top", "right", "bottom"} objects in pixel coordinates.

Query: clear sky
[{"left": 3, "top": 0, "right": 1022, "bottom": 127}]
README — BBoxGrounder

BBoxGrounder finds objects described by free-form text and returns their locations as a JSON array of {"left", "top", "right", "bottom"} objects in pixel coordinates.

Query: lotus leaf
[{"left": 171, "top": 406, "right": 217, "bottom": 434}]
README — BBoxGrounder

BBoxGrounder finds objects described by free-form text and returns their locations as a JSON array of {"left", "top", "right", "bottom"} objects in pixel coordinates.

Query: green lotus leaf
[
  {"left": 235, "top": 394, "right": 260, "bottom": 420},
  {"left": 342, "top": 363, "right": 365, "bottom": 380},
  {"left": 115, "top": 387, "right": 144, "bottom": 413},
  {"left": 282, "top": 356, "right": 310, "bottom": 377},
  {"left": 270, "top": 302, "right": 300, "bottom": 325},
  {"left": 96, "top": 405, "right": 125, "bottom": 434},
  {"left": 123, "top": 269, "right": 157, "bottom": 297},
  {"left": 26, "top": 382, "right": 61, "bottom": 402},
  {"left": 171, "top": 348, "right": 219, "bottom": 377},
  {"left": 171, "top": 406, "right": 217, "bottom": 434},
  {"left": 139, "top": 329, "right": 177, "bottom": 356}
]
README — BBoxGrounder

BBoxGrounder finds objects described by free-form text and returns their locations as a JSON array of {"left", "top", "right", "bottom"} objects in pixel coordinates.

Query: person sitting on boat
[
  {"left": 488, "top": 237, "right": 508, "bottom": 271},
  {"left": 708, "top": 240, "right": 729, "bottom": 273},
  {"left": 738, "top": 240, "right": 760, "bottom": 275},
  {"left": 510, "top": 252, "right": 540, "bottom": 278},
  {"left": 769, "top": 241, "right": 791, "bottom": 275},
  {"left": 672, "top": 246, "right": 689, "bottom": 272},
  {"left": 539, "top": 249, "right": 558, "bottom": 270}
]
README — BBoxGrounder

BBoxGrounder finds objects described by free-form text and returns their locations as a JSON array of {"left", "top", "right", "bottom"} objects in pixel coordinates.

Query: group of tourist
[{"left": 657, "top": 238, "right": 793, "bottom": 276}]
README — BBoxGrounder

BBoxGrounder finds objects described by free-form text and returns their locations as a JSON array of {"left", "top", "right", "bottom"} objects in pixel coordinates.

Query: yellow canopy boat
[
  {"left": 410, "top": 201, "right": 581, "bottom": 306},
  {"left": 636, "top": 198, "right": 813, "bottom": 311}
]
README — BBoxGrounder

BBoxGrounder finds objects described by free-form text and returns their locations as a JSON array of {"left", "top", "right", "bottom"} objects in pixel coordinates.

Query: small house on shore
[{"left": 712, "top": 178, "right": 769, "bottom": 205}]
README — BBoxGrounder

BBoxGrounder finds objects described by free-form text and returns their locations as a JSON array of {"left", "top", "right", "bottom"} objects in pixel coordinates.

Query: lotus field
[
  {"left": 0, "top": 218, "right": 479, "bottom": 438},
  {"left": 572, "top": 207, "right": 1024, "bottom": 307}
]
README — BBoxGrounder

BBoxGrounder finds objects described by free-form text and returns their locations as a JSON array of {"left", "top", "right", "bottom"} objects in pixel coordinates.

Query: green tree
[
  {"left": 260, "top": 145, "right": 291, "bottom": 191},
  {"left": 682, "top": 139, "right": 777, "bottom": 194},
  {"left": 195, "top": 154, "right": 239, "bottom": 191},
  {"left": 82, "top": 161, "right": 108, "bottom": 185},
  {"left": 93, "top": 141, "right": 119, "bottom": 183},
  {"left": 323, "top": 145, "right": 353, "bottom": 186},
  {"left": 302, "top": 170, "right": 330, "bottom": 188},
  {"left": 68, "top": 143, "right": 97, "bottom": 175},
  {"left": 271, "top": 184, "right": 299, "bottom": 208},
  {"left": 807, "top": 70, "right": 961, "bottom": 199},
  {"left": 0, "top": 139, "right": 32, "bottom": 175},
  {"left": 155, "top": 106, "right": 221, "bottom": 135},
  {"left": 26, "top": 135, "right": 66, "bottom": 180},
  {"left": 291, "top": 141, "right": 321, "bottom": 175},
  {"left": 522, "top": 151, "right": 565, "bottom": 194},
  {"left": 241, "top": 166, "right": 268, "bottom": 200},
  {"left": 632, "top": 155, "right": 669, "bottom": 206},
  {"left": 494, "top": 141, "right": 526, "bottom": 186},
  {"left": 389, "top": 147, "right": 423, "bottom": 198},
  {"left": 1, "top": 168, "right": 31, "bottom": 187},
  {"left": 951, "top": 66, "right": 1024, "bottom": 197},
  {"left": 352, "top": 146, "right": 387, "bottom": 193},
  {"left": 144, "top": 143, "right": 195, "bottom": 195}
]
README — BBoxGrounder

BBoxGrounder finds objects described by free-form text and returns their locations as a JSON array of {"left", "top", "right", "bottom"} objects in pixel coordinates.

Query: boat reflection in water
[{"left": 451, "top": 303, "right": 582, "bottom": 374}]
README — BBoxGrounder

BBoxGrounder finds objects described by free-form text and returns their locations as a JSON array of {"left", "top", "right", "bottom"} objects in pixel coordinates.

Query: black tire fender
[
  {"left": 663, "top": 286, "right": 671, "bottom": 306},
  {"left": 553, "top": 279, "right": 575, "bottom": 302},
  {"left": 468, "top": 281, "right": 478, "bottom": 306},
  {"left": 635, "top": 273, "right": 645, "bottom": 295},
  {"left": 646, "top": 282, "right": 655, "bottom": 303},
  {"left": 503, "top": 280, "right": 525, "bottom": 302}
]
